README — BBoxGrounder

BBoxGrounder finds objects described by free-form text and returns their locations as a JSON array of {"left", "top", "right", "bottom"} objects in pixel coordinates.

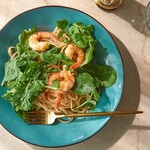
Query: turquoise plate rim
[{"left": 0, "top": 5, "right": 125, "bottom": 148}]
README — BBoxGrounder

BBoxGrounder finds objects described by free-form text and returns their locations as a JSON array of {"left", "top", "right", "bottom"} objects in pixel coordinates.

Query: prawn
[
  {"left": 48, "top": 70, "right": 75, "bottom": 109},
  {"left": 54, "top": 91, "right": 63, "bottom": 109},
  {"left": 28, "top": 31, "right": 61, "bottom": 52},
  {"left": 48, "top": 70, "right": 75, "bottom": 91},
  {"left": 65, "top": 43, "right": 85, "bottom": 69}
]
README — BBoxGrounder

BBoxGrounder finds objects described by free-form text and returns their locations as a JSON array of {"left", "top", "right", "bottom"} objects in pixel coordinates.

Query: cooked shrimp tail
[
  {"left": 48, "top": 70, "right": 75, "bottom": 91},
  {"left": 55, "top": 92, "right": 63, "bottom": 109},
  {"left": 65, "top": 43, "right": 85, "bottom": 69},
  {"left": 28, "top": 31, "right": 63, "bottom": 52}
]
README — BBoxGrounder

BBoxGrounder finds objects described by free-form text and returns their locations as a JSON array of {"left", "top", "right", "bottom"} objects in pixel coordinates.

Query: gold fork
[{"left": 23, "top": 110, "right": 143, "bottom": 125}]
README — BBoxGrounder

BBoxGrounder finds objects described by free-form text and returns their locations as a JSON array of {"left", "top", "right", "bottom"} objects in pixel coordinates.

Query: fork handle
[{"left": 62, "top": 111, "right": 143, "bottom": 118}]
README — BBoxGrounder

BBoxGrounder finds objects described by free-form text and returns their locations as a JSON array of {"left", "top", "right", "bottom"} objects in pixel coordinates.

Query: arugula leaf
[
  {"left": 47, "top": 67, "right": 60, "bottom": 73},
  {"left": 86, "top": 99, "right": 97, "bottom": 110},
  {"left": 4, "top": 81, "right": 17, "bottom": 89},
  {"left": 2, "top": 61, "right": 46, "bottom": 112},
  {"left": 40, "top": 47, "right": 59, "bottom": 64},
  {"left": 51, "top": 80, "right": 60, "bottom": 89},
  {"left": 68, "top": 23, "right": 94, "bottom": 35},
  {"left": 77, "top": 63, "right": 117, "bottom": 87},
  {"left": 72, "top": 72, "right": 101, "bottom": 109},
  {"left": 18, "top": 28, "right": 37, "bottom": 47},
  {"left": 56, "top": 19, "right": 69, "bottom": 30},
  {"left": 24, "top": 80, "right": 44, "bottom": 101},
  {"left": 16, "top": 52, "right": 38, "bottom": 69},
  {"left": 55, "top": 20, "right": 96, "bottom": 66},
  {"left": 3, "top": 80, "right": 44, "bottom": 111},
  {"left": 71, "top": 33, "right": 88, "bottom": 48},
  {"left": 68, "top": 22, "right": 96, "bottom": 66},
  {"left": 72, "top": 72, "right": 95, "bottom": 95},
  {"left": 3, "top": 59, "right": 20, "bottom": 82},
  {"left": 19, "top": 61, "right": 47, "bottom": 82},
  {"left": 40, "top": 47, "right": 73, "bottom": 67},
  {"left": 15, "top": 28, "right": 37, "bottom": 56},
  {"left": 2, "top": 32, "right": 47, "bottom": 112},
  {"left": 81, "top": 40, "right": 95, "bottom": 66},
  {"left": 76, "top": 92, "right": 98, "bottom": 110}
]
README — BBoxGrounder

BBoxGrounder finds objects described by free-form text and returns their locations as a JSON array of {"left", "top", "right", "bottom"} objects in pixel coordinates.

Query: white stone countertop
[{"left": 0, "top": 0, "right": 150, "bottom": 150}]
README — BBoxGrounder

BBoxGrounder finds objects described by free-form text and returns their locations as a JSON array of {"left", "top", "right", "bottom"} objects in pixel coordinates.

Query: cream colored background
[{"left": 0, "top": 0, "right": 150, "bottom": 150}]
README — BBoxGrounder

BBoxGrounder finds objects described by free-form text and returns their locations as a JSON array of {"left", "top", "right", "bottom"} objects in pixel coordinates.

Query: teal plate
[{"left": 0, "top": 6, "right": 124, "bottom": 147}]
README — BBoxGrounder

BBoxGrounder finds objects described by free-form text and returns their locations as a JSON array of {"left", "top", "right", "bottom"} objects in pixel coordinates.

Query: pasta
[{"left": 2, "top": 19, "right": 117, "bottom": 123}]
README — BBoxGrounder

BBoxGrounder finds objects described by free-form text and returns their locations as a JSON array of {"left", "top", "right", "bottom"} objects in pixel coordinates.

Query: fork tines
[{"left": 23, "top": 110, "right": 47, "bottom": 124}]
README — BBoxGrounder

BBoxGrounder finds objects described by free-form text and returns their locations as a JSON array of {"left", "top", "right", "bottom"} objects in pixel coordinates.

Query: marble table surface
[{"left": 0, "top": 0, "right": 150, "bottom": 150}]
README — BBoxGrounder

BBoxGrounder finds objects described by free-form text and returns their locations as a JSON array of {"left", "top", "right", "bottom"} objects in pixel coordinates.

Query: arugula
[
  {"left": 3, "top": 59, "right": 20, "bottom": 82},
  {"left": 2, "top": 28, "right": 47, "bottom": 112},
  {"left": 18, "top": 27, "right": 37, "bottom": 47},
  {"left": 56, "top": 19, "right": 68, "bottom": 31},
  {"left": 68, "top": 23, "right": 94, "bottom": 48},
  {"left": 14, "top": 28, "right": 37, "bottom": 56},
  {"left": 76, "top": 63, "right": 117, "bottom": 87},
  {"left": 2, "top": 20, "right": 118, "bottom": 115},
  {"left": 72, "top": 73, "right": 95, "bottom": 95},
  {"left": 46, "top": 80, "right": 60, "bottom": 90},
  {"left": 56, "top": 20, "right": 96, "bottom": 66},
  {"left": 72, "top": 72, "right": 100, "bottom": 109},
  {"left": 72, "top": 63, "right": 117, "bottom": 109},
  {"left": 56, "top": 19, "right": 70, "bottom": 44},
  {"left": 40, "top": 47, "right": 60, "bottom": 64},
  {"left": 40, "top": 47, "right": 73, "bottom": 67},
  {"left": 68, "top": 23, "right": 96, "bottom": 66},
  {"left": 2, "top": 60, "right": 47, "bottom": 111},
  {"left": 76, "top": 93, "right": 97, "bottom": 110}
]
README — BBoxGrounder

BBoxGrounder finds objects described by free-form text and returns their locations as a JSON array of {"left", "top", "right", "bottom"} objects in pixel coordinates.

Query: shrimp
[
  {"left": 28, "top": 31, "right": 61, "bottom": 52},
  {"left": 54, "top": 91, "right": 63, "bottom": 109},
  {"left": 48, "top": 70, "right": 75, "bottom": 91},
  {"left": 65, "top": 43, "right": 85, "bottom": 69},
  {"left": 48, "top": 71, "right": 75, "bottom": 109}
]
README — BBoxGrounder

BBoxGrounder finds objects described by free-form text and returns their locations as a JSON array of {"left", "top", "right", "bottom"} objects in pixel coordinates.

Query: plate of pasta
[{"left": 0, "top": 6, "right": 124, "bottom": 147}]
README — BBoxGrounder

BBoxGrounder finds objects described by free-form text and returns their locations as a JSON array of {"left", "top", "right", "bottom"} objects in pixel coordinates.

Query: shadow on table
[
  {"left": 68, "top": 34, "right": 141, "bottom": 150},
  {"left": 97, "top": 0, "right": 150, "bottom": 37},
  {"left": 69, "top": 34, "right": 141, "bottom": 150},
  {"left": 84, "top": 33, "right": 142, "bottom": 149},
  {"left": 28, "top": 35, "right": 142, "bottom": 150}
]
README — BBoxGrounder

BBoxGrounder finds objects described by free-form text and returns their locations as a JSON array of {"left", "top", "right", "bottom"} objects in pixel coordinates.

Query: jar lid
[
  {"left": 146, "top": 2, "right": 150, "bottom": 30},
  {"left": 95, "top": 0, "right": 123, "bottom": 10}
]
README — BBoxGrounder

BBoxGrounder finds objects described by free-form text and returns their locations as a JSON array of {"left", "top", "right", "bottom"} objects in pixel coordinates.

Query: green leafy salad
[{"left": 2, "top": 19, "right": 117, "bottom": 117}]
